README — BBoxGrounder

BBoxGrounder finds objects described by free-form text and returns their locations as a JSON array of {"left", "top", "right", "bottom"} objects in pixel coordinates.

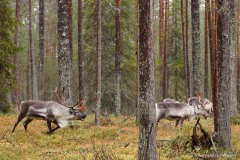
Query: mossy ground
[{"left": 0, "top": 114, "right": 239, "bottom": 159}]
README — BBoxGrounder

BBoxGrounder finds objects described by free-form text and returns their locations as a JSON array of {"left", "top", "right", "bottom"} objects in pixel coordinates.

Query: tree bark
[
  {"left": 181, "top": 0, "right": 188, "bottom": 100},
  {"left": 191, "top": 0, "right": 201, "bottom": 95},
  {"left": 185, "top": 0, "right": 191, "bottom": 97},
  {"left": 38, "top": 0, "right": 45, "bottom": 100},
  {"left": 95, "top": 0, "right": 102, "bottom": 125},
  {"left": 29, "top": 0, "right": 38, "bottom": 100},
  {"left": 138, "top": 0, "right": 157, "bottom": 159},
  {"left": 159, "top": 0, "right": 164, "bottom": 99},
  {"left": 237, "top": 1, "right": 240, "bottom": 112},
  {"left": 14, "top": 0, "right": 21, "bottom": 108},
  {"left": 57, "top": 0, "right": 73, "bottom": 105},
  {"left": 204, "top": 0, "right": 209, "bottom": 98},
  {"left": 216, "top": 0, "right": 236, "bottom": 147},
  {"left": 78, "top": 0, "right": 84, "bottom": 101},
  {"left": 115, "top": 0, "right": 121, "bottom": 116},
  {"left": 163, "top": 0, "right": 169, "bottom": 99}
]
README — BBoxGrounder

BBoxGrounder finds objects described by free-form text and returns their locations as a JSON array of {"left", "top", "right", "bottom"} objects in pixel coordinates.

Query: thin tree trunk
[
  {"left": 68, "top": 0, "right": 73, "bottom": 62},
  {"left": 216, "top": 0, "right": 235, "bottom": 147},
  {"left": 237, "top": 2, "right": 240, "bottom": 112},
  {"left": 229, "top": 0, "right": 237, "bottom": 116},
  {"left": 29, "top": 0, "right": 38, "bottom": 100},
  {"left": 159, "top": 0, "right": 164, "bottom": 99},
  {"left": 14, "top": 0, "right": 21, "bottom": 108},
  {"left": 181, "top": 0, "right": 188, "bottom": 100},
  {"left": 136, "top": 0, "right": 140, "bottom": 121},
  {"left": 95, "top": 0, "right": 102, "bottom": 126},
  {"left": 78, "top": 0, "right": 84, "bottom": 101},
  {"left": 163, "top": 0, "right": 169, "bottom": 99},
  {"left": 39, "top": 0, "right": 45, "bottom": 100},
  {"left": 138, "top": 0, "right": 156, "bottom": 159},
  {"left": 211, "top": 0, "right": 219, "bottom": 134},
  {"left": 57, "top": 0, "right": 73, "bottom": 105},
  {"left": 115, "top": 0, "right": 121, "bottom": 116},
  {"left": 204, "top": 0, "right": 209, "bottom": 98},
  {"left": 191, "top": 0, "right": 201, "bottom": 95},
  {"left": 185, "top": 0, "right": 191, "bottom": 97}
]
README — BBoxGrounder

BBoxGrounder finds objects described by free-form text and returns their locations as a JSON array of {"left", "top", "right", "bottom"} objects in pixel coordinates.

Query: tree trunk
[
  {"left": 181, "top": 0, "right": 188, "bottom": 100},
  {"left": 95, "top": 0, "right": 102, "bottom": 125},
  {"left": 57, "top": 0, "right": 73, "bottom": 105},
  {"left": 191, "top": 0, "right": 201, "bottom": 95},
  {"left": 211, "top": 0, "right": 219, "bottom": 135},
  {"left": 229, "top": 0, "right": 237, "bottom": 116},
  {"left": 204, "top": 0, "right": 209, "bottom": 98},
  {"left": 159, "top": 0, "right": 164, "bottom": 99},
  {"left": 68, "top": 0, "right": 73, "bottom": 62},
  {"left": 136, "top": 0, "right": 140, "bottom": 121},
  {"left": 138, "top": 0, "right": 157, "bottom": 159},
  {"left": 216, "top": 0, "right": 236, "bottom": 147},
  {"left": 14, "top": 0, "right": 21, "bottom": 108},
  {"left": 237, "top": 2, "right": 240, "bottom": 113},
  {"left": 185, "top": 0, "right": 191, "bottom": 97},
  {"left": 38, "top": 0, "right": 45, "bottom": 100},
  {"left": 163, "top": 0, "right": 169, "bottom": 99},
  {"left": 115, "top": 0, "right": 121, "bottom": 116},
  {"left": 29, "top": 0, "right": 38, "bottom": 100},
  {"left": 78, "top": 0, "right": 84, "bottom": 101}
]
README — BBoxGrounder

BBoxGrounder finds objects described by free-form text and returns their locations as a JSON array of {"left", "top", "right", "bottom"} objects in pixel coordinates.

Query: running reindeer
[
  {"left": 188, "top": 91, "right": 213, "bottom": 113},
  {"left": 156, "top": 102, "right": 209, "bottom": 127},
  {"left": 12, "top": 88, "right": 87, "bottom": 134}
]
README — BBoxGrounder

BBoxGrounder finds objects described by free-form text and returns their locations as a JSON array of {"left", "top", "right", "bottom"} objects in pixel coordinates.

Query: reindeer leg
[
  {"left": 180, "top": 119, "right": 184, "bottom": 127},
  {"left": 23, "top": 118, "right": 33, "bottom": 131},
  {"left": 175, "top": 119, "right": 180, "bottom": 127},
  {"left": 12, "top": 113, "right": 26, "bottom": 133},
  {"left": 50, "top": 120, "right": 60, "bottom": 133},
  {"left": 47, "top": 120, "right": 53, "bottom": 134}
]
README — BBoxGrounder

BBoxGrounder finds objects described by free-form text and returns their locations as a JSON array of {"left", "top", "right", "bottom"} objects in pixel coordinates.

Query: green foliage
[
  {"left": 83, "top": 0, "right": 137, "bottom": 113},
  {"left": 167, "top": 0, "right": 185, "bottom": 100},
  {"left": 231, "top": 116, "right": 240, "bottom": 125},
  {"left": 0, "top": 0, "right": 17, "bottom": 113}
]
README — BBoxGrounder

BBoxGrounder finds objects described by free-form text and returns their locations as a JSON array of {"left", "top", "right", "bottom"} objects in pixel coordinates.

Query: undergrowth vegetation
[{"left": 0, "top": 114, "right": 239, "bottom": 159}]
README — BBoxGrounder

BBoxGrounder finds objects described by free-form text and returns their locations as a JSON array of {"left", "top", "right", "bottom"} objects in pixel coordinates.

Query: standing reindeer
[
  {"left": 12, "top": 88, "right": 87, "bottom": 134},
  {"left": 188, "top": 91, "right": 213, "bottom": 113},
  {"left": 156, "top": 102, "right": 208, "bottom": 127}
]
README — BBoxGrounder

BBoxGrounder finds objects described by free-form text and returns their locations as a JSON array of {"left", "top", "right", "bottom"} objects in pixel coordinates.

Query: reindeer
[
  {"left": 12, "top": 88, "right": 87, "bottom": 134},
  {"left": 188, "top": 91, "right": 213, "bottom": 113},
  {"left": 163, "top": 98, "right": 180, "bottom": 103},
  {"left": 156, "top": 102, "right": 208, "bottom": 127}
]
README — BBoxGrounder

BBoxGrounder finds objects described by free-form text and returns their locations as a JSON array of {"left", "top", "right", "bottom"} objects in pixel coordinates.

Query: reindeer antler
[
  {"left": 195, "top": 91, "right": 204, "bottom": 105},
  {"left": 54, "top": 87, "right": 70, "bottom": 108},
  {"left": 77, "top": 98, "right": 87, "bottom": 112}
]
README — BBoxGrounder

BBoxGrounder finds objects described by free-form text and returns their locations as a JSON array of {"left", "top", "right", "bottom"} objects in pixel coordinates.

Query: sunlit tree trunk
[
  {"left": 191, "top": 0, "right": 201, "bottom": 95},
  {"left": 95, "top": 0, "right": 102, "bottom": 125},
  {"left": 138, "top": 0, "right": 156, "bottom": 159},
  {"left": 38, "top": 0, "right": 45, "bottom": 100},
  {"left": 115, "top": 0, "right": 121, "bottom": 116},
  {"left": 57, "top": 0, "right": 73, "bottom": 105},
  {"left": 29, "top": 0, "right": 38, "bottom": 100}
]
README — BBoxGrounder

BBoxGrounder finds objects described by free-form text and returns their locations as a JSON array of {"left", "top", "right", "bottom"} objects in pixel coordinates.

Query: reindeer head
[{"left": 54, "top": 87, "right": 87, "bottom": 120}]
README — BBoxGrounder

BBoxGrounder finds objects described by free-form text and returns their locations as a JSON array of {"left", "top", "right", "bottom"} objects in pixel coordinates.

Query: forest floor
[{"left": 0, "top": 114, "right": 239, "bottom": 160}]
